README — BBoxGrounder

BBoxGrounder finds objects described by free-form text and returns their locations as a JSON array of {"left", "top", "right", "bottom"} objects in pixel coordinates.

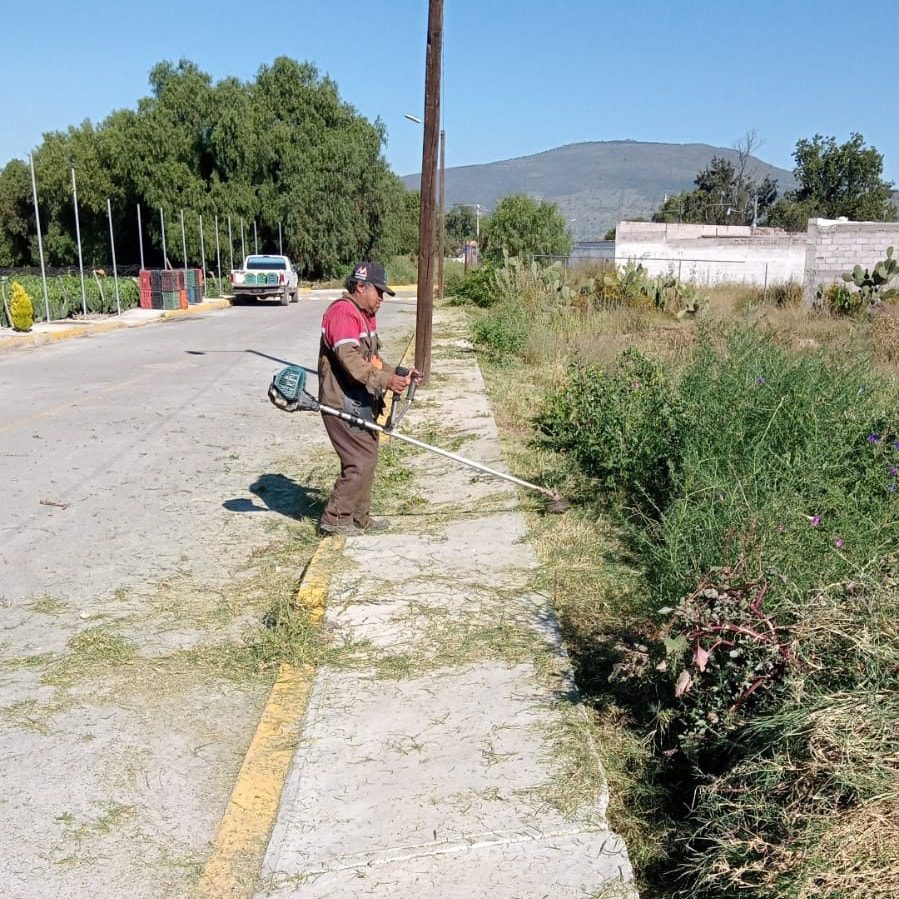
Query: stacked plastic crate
[
  {"left": 139, "top": 270, "right": 164, "bottom": 309},
  {"left": 138, "top": 269, "right": 204, "bottom": 310},
  {"left": 185, "top": 269, "right": 205, "bottom": 305}
]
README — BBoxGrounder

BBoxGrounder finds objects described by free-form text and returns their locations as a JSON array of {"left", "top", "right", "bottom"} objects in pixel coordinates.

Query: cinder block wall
[
  {"left": 615, "top": 222, "right": 807, "bottom": 286},
  {"left": 803, "top": 219, "right": 899, "bottom": 302}
]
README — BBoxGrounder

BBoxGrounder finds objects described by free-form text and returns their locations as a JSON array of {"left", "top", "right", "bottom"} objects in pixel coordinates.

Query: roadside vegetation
[{"left": 451, "top": 255, "right": 899, "bottom": 899}]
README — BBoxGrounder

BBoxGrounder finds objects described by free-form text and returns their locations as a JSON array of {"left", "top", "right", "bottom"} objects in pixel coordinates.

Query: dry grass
[{"left": 798, "top": 798, "right": 899, "bottom": 899}]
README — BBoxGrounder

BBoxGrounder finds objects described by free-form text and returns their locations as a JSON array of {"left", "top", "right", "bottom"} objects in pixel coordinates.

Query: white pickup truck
[{"left": 230, "top": 254, "right": 299, "bottom": 305}]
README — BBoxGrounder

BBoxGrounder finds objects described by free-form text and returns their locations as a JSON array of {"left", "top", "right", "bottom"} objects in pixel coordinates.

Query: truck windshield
[{"left": 246, "top": 257, "right": 287, "bottom": 270}]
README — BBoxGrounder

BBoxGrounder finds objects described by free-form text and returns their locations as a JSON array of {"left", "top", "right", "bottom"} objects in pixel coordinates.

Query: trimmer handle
[
  {"left": 395, "top": 366, "right": 417, "bottom": 400},
  {"left": 395, "top": 366, "right": 419, "bottom": 402}
]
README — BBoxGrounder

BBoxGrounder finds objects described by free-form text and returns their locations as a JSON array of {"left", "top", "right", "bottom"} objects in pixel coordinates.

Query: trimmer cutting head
[
  {"left": 544, "top": 492, "right": 570, "bottom": 514},
  {"left": 268, "top": 365, "right": 319, "bottom": 412}
]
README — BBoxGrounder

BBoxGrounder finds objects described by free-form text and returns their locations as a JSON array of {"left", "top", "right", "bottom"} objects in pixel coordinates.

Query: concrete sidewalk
[
  {"left": 255, "top": 307, "right": 635, "bottom": 898},
  {"left": 0, "top": 297, "right": 233, "bottom": 350}
]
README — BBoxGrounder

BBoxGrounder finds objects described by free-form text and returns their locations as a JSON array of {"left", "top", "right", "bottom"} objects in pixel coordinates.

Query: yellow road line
[{"left": 194, "top": 536, "right": 342, "bottom": 899}]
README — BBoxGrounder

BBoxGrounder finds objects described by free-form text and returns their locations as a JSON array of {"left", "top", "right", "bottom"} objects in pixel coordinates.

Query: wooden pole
[{"left": 414, "top": 0, "right": 443, "bottom": 383}]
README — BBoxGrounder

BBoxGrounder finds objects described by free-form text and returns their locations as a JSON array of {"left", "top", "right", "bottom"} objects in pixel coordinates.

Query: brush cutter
[{"left": 268, "top": 365, "right": 568, "bottom": 513}]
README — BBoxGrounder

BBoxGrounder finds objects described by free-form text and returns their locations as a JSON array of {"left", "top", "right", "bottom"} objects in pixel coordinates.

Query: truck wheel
[
  {"left": 290, "top": 288, "right": 299, "bottom": 303},
  {"left": 280, "top": 286, "right": 290, "bottom": 306}
]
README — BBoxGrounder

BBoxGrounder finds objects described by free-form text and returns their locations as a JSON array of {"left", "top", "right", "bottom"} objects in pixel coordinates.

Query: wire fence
[{"left": 3, "top": 157, "right": 290, "bottom": 324}]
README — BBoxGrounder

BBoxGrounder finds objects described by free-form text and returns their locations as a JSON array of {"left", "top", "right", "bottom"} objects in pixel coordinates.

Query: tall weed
[{"left": 536, "top": 327, "right": 899, "bottom": 898}]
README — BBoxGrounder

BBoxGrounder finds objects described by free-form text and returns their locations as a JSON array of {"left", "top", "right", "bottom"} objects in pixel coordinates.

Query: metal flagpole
[
  {"left": 199, "top": 214, "right": 207, "bottom": 279},
  {"left": 253, "top": 220, "right": 258, "bottom": 254},
  {"left": 240, "top": 217, "right": 246, "bottom": 259},
  {"left": 160, "top": 208, "right": 168, "bottom": 269},
  {"left": 278, "top": 221, "right": 283, "bottom": 255},
  {"left": 137, "top": 203, "right": 145, "bottom": 270},
  {"left": 71, "top": 168, "right": 87, "bottom": 316},
  {"left": 180, "top": 209, "right": 188, "bottom": 281},
  {"left": 28, "top": 153, "right": 50, "bottom": 322},
  {"left": 107, "top": 198, "right": 121, "bottom": 316},
  {"left": 215, "top": 215, "right": 222, "bottom": 286},
  {"left": 227, "top": 216, "right": 234, "bottom": 272}
]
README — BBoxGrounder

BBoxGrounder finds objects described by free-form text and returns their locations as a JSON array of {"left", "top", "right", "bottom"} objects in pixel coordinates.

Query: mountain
[{"left": 402, "top": 140, "right": 796, "bottom": 239}]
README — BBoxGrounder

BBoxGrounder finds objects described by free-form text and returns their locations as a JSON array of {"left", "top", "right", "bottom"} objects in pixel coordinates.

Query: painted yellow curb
[
  {"left": 161, "top": 298, "right": 233, "bottom": 319},
  {"left": 0, "top": 298, "right": 233, "bottom": 352},
  {"left": 193, "top": 536, "right": 342, "bottom": 899},
  {"left": 0, "top": 320, "right": 129, "bottom": 350}
]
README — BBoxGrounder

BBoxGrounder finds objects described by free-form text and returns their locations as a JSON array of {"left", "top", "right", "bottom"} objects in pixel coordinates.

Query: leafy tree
[
  {"left": 481, "top": 194, "right": 572, "bottom": 264},
  {"left": 0, "top": 160, "right": 32, "bottom": 267},
  {"left": 1, "top": 57, "right": 416, "bottom": 278},
  {"left": 653, "top": 156, "right": 777, "bottom": 226},
  {"left": 767, "top": 132, "right": 896, "bottom": 229},
  {"left": 444, "top": 204, "right": 477, "bottom": 255}
]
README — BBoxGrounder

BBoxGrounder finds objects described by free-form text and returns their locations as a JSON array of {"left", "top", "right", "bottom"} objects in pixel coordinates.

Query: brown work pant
[{"left": 320, "top": 414, "right": 380, "bottom": 527}]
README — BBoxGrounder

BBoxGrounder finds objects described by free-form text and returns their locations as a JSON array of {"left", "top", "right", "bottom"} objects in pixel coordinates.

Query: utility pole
[
  {"left": 437, "top": 128, "right": 446, "bottom": 303},
  {"left": 414, "top": 0, "right": 443, "bottom": 383}
]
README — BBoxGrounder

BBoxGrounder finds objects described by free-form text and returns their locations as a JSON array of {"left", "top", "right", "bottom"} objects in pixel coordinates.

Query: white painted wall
[
  {"left": 614, "top": 219, "right": 899, "bottom": 300},
  {"left": 615, "top": 222, "right": 807, "bottom": 286}
]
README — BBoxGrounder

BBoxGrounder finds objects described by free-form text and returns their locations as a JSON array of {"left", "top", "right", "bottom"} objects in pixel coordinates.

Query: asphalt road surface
[{"left": 0, "top": 293, "right": 416, "bottom": 898}]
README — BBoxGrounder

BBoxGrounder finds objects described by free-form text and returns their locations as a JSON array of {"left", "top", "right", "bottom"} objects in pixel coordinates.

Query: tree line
[
  {"left": 0, "top": 58, "right": 420, "bottom": 279},
  {"left": 652, "top": 131, "right": 896, "bottom": 229}
]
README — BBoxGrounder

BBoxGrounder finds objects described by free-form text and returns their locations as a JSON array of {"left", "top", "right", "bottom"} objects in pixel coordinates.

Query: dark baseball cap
[{"left": 351, "top": 261, "right": 395, "bottom": 296}]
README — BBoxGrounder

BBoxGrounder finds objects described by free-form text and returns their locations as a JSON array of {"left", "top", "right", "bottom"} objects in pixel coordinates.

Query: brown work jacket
[{"left": 318, "top": 293, "right": 392, "bottom": 423}]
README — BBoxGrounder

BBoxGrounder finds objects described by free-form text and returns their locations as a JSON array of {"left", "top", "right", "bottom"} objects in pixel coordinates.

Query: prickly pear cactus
[
  {"left": 841, "top": 246, "right": 899, "bottom": 305},
  {"left": 10, "top": 281, "right": 34, "bottom": 332}
]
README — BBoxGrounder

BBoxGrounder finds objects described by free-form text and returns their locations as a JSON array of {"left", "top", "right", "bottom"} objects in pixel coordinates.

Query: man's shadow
[{"left": 223, "top": 473, "right": 326, "bottom": 522}]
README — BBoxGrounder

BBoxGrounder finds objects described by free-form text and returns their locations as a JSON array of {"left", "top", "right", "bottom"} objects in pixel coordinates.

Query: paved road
[{"left": 0, "top": 294, "right": 416, "bottom": 898}]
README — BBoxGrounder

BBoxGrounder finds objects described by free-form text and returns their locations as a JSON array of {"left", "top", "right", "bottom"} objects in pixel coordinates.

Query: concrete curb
[
  {"left": 193, "top": 536, "right": 344, "bottom": 899},
  {"left": 0, "top": 297, "right": 233, "bottom": 353}
]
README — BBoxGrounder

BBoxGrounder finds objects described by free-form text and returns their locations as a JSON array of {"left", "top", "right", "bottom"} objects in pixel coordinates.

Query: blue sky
[{"left": 3, "top": 0, "right": 897, "bottom": 181}]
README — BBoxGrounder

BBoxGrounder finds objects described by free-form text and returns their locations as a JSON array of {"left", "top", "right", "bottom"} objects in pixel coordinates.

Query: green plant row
[{"left": 1, "top": 274, "right": 140, "bottom": 322}]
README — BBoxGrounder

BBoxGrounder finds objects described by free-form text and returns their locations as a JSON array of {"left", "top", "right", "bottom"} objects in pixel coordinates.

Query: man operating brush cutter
[
  {"left": 269, "top": 359, "right": 570, "bottom": 515},
  {"left": 316, "top": 262, "right": 421, "bottom": 536}
]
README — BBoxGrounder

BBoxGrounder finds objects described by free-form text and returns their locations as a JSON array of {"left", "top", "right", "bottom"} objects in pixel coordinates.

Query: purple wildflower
[
  {"left": 890, "top": 466, "right": 898, "bottom": 478},
  {"left": 868, "top": 433, "right": 880, "bottom": 444},
  {"left": 834, "top": 537, "right": 844, "bottom": 549},
  {"left": 894, "top": 440, "right": 899, "bottom": 451},
  {"left": 889, "top": 482, "right": 897, "bottom": 493},
  {"left": 810, "top": 514, "right": 821, "bottom": 527},
  {"left": 755, "top": 376, "right": 766, "bottom": 386}
]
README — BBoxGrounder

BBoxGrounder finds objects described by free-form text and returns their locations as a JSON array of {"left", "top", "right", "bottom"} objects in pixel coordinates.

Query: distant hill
[{"left": 402, "top": 140, "right": 796, "bottom": 239}]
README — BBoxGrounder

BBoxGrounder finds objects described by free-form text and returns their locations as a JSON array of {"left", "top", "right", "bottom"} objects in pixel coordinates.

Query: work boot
[
  {"left": 358, "top": 516, "right": 390, "bottom": 533},
  {"left": 318, "top": 519, "right": 363, "bottom": 537}
]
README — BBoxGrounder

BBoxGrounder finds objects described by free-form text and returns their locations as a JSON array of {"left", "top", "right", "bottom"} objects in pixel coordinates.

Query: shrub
[
  {"left": 824, "top": 281, "right": 864, "bottom": 317},
  {"left": 470, "top": 300, "right": 529, "bottom": 360},
  {"left": 386, "top": 254, "right": 417, "bottom": 286},
  {"left": 767, "top": 279, "right": 804, "bottom": 306},
  {"left": 537, "top": 348, "right": 681, "bottom": 513},
  {"left": 10, "top": 281, "right": 34, "bottom": 331},
  {"left": 450, "top": 265, "right": 498, "bottom": 307}
]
